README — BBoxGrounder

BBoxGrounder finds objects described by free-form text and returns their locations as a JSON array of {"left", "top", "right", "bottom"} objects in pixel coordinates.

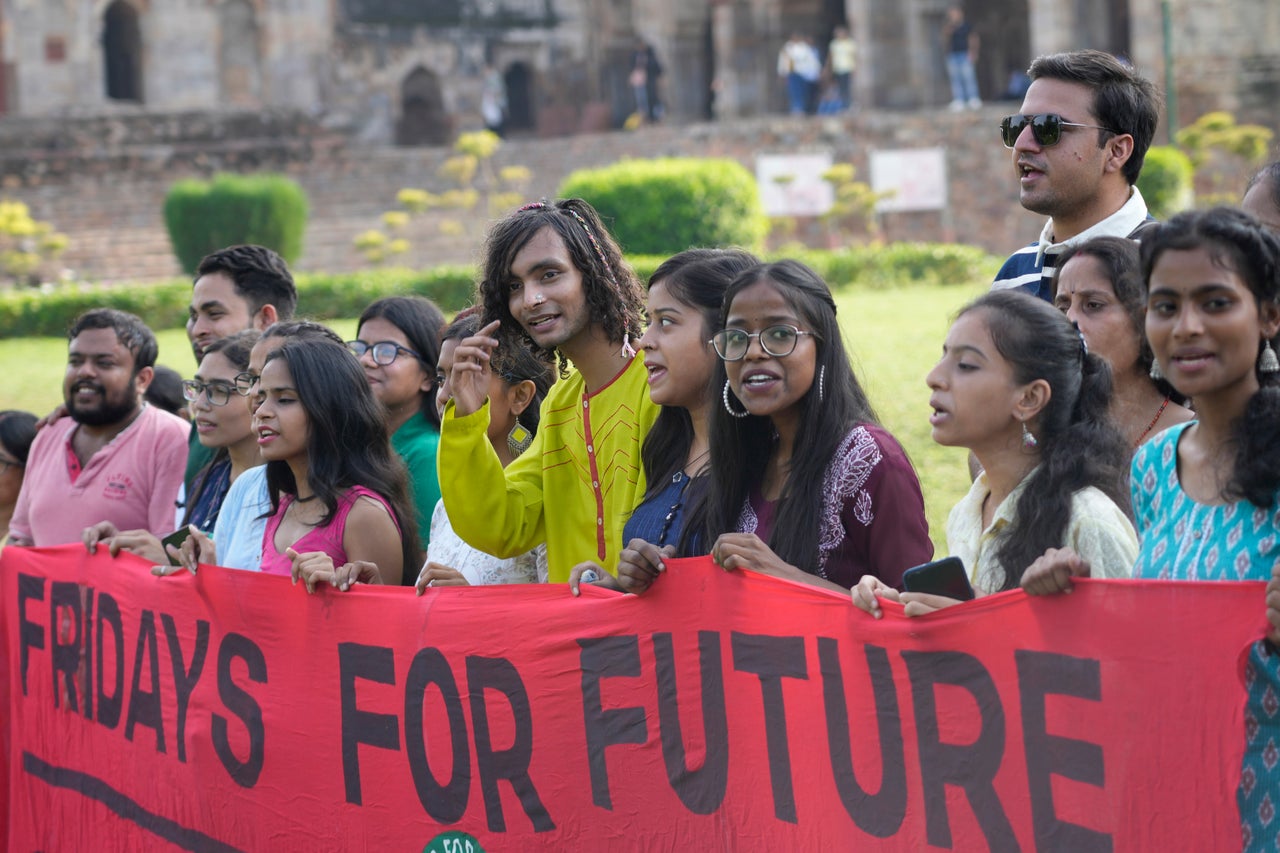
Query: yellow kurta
[{"left": 438, "top": 355, "right": 659, "bottom": 583}]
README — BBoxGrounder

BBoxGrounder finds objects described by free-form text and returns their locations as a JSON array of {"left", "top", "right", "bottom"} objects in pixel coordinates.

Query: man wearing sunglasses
[{"left": 992, "top": 50, "right": 1160, "bottom": 300}]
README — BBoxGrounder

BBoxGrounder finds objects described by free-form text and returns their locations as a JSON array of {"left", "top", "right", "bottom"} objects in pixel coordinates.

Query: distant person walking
[
  {"left": 778, "top": 33, "right": 821, "bottom": 115},
  {"left": 630, "top": 39, "right": 664, "bottom": 123},
  {"left": 826, "top": 26, "right": 858, "bottom": 111},
  {"left": 942, "top": 6, "right": 981, "bottom": 110}
]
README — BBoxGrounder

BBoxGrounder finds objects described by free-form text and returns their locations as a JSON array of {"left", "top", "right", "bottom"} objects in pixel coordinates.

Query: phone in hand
[
  {"left": 902, "top": 556, "right": 975, "bottom": 601},
  {"left": 160, "top": 527, "right": 193, "bottom": 566}
]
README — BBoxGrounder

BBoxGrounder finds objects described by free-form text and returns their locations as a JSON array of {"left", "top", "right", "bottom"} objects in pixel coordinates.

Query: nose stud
[{"left": 533, "top": 293, "right": 545, "bottom": 306}]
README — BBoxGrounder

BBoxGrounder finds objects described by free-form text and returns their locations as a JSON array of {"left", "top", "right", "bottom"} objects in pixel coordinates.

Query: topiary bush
[
  {"left": 163, "top": 173, "right": 310, "bottom": 274},
  {"left": 558, "top": 158, "right": 768, "bottom": 256},
  {"left": 1137, "top": 146, "right": 1195, "bottom": 220}
]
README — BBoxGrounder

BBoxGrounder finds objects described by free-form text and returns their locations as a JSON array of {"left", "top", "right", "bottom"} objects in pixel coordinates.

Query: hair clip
[
  {"left": 1072, "top": 321, "right": 1089, "bottom": 358},
  {"left": 518, "top": 201, "right": 548, "bottom": 211}
]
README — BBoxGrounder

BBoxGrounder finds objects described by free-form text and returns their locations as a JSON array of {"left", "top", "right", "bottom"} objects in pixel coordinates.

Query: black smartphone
[
  {"left": 160, "top": 527, "right": 194, "bottom": 566},
  {"left": 902, "top": 556, "right": 975, "bottom": 601}
]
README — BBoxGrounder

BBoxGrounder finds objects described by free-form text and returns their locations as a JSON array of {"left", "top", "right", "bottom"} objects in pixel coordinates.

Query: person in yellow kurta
[{"left": 438, "top": 199, "right": 659, "bottom": 582}]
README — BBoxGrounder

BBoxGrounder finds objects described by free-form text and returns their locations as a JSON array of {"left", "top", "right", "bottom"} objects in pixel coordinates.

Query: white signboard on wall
[
  {"left": 870, "top": 148, "right": 948, "bottom": 212},
  {"left": 756, "top": 153, "right": 835, "bottom": 216}
]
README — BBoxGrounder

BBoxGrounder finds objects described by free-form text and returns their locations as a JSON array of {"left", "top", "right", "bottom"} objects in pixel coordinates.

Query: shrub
[
  {"left": 558, "top": 158, "right": 768, "bottom": 256},
  {"left": 0, "top": 245, "right": 1000, "bottom": 339},
  {"left": 163, "top": 173, "right": 309, "bottom": 274},
  {"left": 1137, "top": 146, "right": 1195, "bottom": 220},
  {"left": 0, "top": 266, "right": 477, "bottom": 339}
]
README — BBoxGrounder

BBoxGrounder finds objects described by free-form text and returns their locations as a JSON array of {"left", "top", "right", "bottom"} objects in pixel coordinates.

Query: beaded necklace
[{"left": 1134, "top": 395, "right": 1172, "bottom": 448}]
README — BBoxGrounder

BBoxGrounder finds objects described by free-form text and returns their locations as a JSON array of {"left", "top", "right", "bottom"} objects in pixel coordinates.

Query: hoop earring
[
  {"left": 1021, "top": 420, "right": 1038, "bottom": 450},
  {"left": 1260, "top": 341, "right": 1280, "bottom": 375},
  {"left": 1149, "top": 359, "right": 1164, "bottom": 382},
  {"left": 723, "top": 380, "right": 749, "bottom": 418},
  {"left": 507, "top": 418, "right": 534, "bottom": 455},
  {"left": 817, "top": 365, "right": 825, "bottom": 403}
]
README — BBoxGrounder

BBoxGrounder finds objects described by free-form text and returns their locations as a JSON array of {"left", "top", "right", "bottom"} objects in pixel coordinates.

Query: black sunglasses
[{"left": 999, "top": 113, "right": 1118, "bottom": 148}]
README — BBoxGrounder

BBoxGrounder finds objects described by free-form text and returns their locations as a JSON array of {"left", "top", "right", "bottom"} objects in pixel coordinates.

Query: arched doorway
[
  {"left": 396, "top": 66, "right": 450, "bottom": 147},
  {"left": 103, "top": 0, "right": 143, "bottom": 102},
  {"left": 219, "top": 0, "right": 262, "bottom": 106},
  {"left": 504, "top": 62, "right": 535, "bottom": 132}
]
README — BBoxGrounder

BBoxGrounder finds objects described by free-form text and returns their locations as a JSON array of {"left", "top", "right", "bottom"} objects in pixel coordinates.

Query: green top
[{"left": 392, "top": 414, "right": 441, "bottom": 548}]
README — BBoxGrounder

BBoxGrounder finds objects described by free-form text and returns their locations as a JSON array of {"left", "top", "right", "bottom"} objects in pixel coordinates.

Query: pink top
[
  {"left": 259, "top": 485, "right": 399, "bottom": 576},
  {"left": 9, "top": 405, "right": 189, "bottom": 546}
]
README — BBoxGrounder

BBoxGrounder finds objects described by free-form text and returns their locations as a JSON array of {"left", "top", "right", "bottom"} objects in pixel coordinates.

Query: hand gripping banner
[{"left": 1, "top": 545, "right": 1263, "bottom": 850}]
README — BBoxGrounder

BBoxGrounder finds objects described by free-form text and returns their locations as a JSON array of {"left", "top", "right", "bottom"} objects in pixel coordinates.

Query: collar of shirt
[{"left": 1035, "top": 185, "right": 1150, "bottom": 265}]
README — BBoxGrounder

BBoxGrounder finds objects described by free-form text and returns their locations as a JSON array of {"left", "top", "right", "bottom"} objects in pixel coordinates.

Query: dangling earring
[
  {"left": 723, "top": 380, "right": 749, "bottom": 418},
  {"left": 1260, "top": 341, "right": 1280, "bottom": 374},
  {"left": 817, "top": 365, "right": 826, "bottom": 403},
  {"left": 507, "top": 418, "right": 534, "bottom": 455},
  {"left": 1149, "top": 358, "right": 1164, "bottom": 382},
  {"left": 1021, "top": 420, "right": 1038, "bottom": 450}
]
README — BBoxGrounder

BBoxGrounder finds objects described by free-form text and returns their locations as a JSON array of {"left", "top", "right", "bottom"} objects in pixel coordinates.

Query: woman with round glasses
[
  {"left": 349, "top": 295, "right": 445, "bottom": 559},
  {"left": 679, "top": 259, "right": 932, "bottom": 591},
  {"left": 0, "top": 410, "right": 37, "bottom": 545}
]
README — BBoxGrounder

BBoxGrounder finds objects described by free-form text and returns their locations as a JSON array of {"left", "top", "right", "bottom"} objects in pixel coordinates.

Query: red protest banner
[{"left": 1, "top": 544, "right": 1261, "bottom": 851}]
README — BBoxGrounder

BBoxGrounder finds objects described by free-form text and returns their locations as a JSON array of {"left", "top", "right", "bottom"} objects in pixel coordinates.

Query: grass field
[{"left": 0, "top": 283, "right": 984, "bottom": 553}]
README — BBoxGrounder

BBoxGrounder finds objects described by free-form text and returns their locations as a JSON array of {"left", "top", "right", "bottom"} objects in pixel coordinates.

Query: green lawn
[{"left": 0, "top": 284, "right": 983, "bottom": 554}]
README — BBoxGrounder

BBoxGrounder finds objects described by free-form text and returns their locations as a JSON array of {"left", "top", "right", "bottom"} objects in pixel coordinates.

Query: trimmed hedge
[
  {"left": 164, "top": 173, "right": 310, "bottom": 274},
  {"left": 558, "top": 158, "right": 768, "bottom": 255},
  {"left": 0, "top": 266, "right": 477, "bottom": 339},
  {"left": 1136, "top": 146, "right": 1195, "bottom": 220},
  {"left": 0, "top": 245, "right": 999, "bottom": 339}
]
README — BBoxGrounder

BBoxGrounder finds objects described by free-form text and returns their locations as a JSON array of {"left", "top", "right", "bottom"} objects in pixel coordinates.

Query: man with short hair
[
  {"left": 8, "top": 309, "right": 189, "bottom": 546},
  {"left": 184, "top": 245, "right": 297, "bottom": 488},
  {"left": 992, "top": 50, "right": 1161, "bottom": 300},
  {"left": 435, "top": 199, "right": 659, "bottom": 583}
]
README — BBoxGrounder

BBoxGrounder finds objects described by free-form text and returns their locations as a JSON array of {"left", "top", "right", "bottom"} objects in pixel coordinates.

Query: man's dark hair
[
  {"left": 68, "top": 308, "right": 158, "bottom": 372},
  {"left": 1028, "top": 49, "right": 1162, "bottom": 186},
  {"left": 195, "top": 245, "right": 298, "bottom": 321}
]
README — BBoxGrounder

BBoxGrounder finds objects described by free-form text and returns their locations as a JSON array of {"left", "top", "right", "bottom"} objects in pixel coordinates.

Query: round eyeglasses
[
  {"left": 181, "top": 379, "right": 237, "bottom": 407},
  {"left": 710, "top": 325, "right": 815, "bottom": 361},
  {"left": 347, "top": 340, "right": 422, "bottom": 366}
]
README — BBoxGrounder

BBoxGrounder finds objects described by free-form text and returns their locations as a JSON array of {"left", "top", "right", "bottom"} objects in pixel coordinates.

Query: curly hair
[{"left": 477, "top": 198, "right": 644, "bottom": 377}]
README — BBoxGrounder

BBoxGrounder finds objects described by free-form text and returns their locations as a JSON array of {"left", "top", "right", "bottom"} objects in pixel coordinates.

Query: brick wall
[{"left": 0, "top": 107, "right": 1147, "bottom": 283}]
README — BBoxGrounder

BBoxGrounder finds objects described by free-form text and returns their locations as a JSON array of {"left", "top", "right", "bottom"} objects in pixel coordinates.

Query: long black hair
[
  {"left": 682, "top": 259, "right": 877, "bottom": 570},
  {"left": 358, "top": 295, "right": 446, "bottom": 428},
  {"left": 262, "top": 337, "right": 421, "bottom": 577},
  {"left": 640, "top": 248, "right": 760, "bottom": 498},
  {"left": 1140, "top": 206, "right": 1280, "bottom": 508},
  {"left": 963, "top": 291, "right": 1130, "bottom": 588},
  {"left": 478, "top": 198, "right": 644, "bottom": 377}
]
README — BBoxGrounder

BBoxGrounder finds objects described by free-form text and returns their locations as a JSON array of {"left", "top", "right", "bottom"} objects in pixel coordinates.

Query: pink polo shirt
[{"left": 9, "top": 404, "right": 190, "bottom": 546}]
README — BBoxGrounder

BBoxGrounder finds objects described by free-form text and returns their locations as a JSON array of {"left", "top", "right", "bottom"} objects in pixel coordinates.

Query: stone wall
[{"left": 0, "top": 105, "right": 1275, "bottom": 286}]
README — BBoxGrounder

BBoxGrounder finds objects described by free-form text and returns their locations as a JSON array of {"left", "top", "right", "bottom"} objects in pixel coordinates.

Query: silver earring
[
  {"left": 723, "top": 380, "right": 749, "bottom": 418},
  {"left": 1261, "top": 341, "right": 1280, "bottom": 374},
  {"left": 1021, "top": 420, "right": 1038, "bottom": 450},
  {"left": 507, "top": 418, "right": 533, "bottom": 455},
  {"left": 1149, "top": 359, "right": 1164, "bottom": 382},
  {"left": 817, "top": 365, "right": 825, "bottom": 403}
]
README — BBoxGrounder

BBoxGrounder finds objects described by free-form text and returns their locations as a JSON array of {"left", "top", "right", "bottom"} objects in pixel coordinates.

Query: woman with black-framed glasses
[
  {"left": 0, "top": 410, "right": 37, "bottom": 545},
  {"left": 616, "top": 260, "right": 932, "bottom": 594},
  {"left": 350, "top": 295, "right": 445, "bottom": 559}
]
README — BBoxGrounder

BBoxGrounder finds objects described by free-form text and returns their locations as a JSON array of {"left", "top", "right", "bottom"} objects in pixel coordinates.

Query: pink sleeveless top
[{"left": 259, "top": 486, "right": 399, "bottom": 576}]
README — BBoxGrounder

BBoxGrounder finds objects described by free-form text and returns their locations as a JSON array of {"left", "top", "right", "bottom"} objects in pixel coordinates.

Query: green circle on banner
[{"left": 423, "top": 831, "right": 485, "bottom": 853}]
